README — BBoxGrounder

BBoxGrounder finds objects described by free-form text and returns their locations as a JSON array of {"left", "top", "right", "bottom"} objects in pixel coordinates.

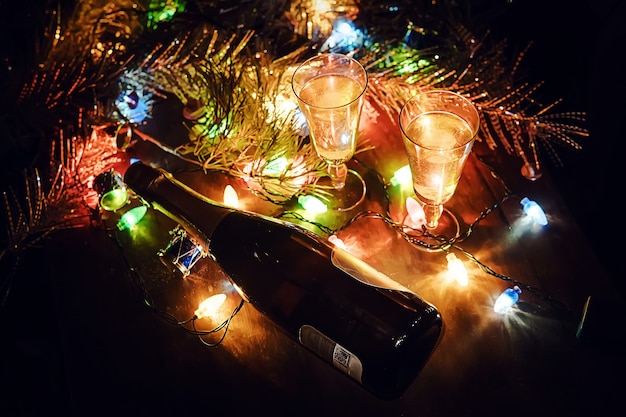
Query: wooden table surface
[{"left": 2, "top": 99, "right": 625, "bottom": 417}]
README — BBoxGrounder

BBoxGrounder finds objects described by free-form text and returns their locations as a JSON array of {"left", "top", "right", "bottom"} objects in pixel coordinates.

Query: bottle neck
[{"left": 124, "top": 162, "right": 231, "bottom": 249}]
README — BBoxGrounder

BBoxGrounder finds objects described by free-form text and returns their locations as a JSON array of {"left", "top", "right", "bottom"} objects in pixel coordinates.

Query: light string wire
[
  {"left": 83, "top": 146, "right": 574, "bottom": 351},
  {"left": 280, "top": 153, "right": 574, "bottom": 320},
  {"left": 94, "top": 214, "right": 244, "bottom": 348},
  {"left": 0, "top": 2, "right": 588, "bottom": 289}
]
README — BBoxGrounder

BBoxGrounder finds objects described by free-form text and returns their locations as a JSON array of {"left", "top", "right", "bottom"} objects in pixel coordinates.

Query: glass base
[
  {"left": 403, "top": 207, "right": 460, "bottom": 252},
  {"left": 315, "top": 169, "right": 367, "bottom": 212}
]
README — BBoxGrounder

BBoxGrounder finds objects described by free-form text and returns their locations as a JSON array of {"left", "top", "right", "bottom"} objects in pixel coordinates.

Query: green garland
[{"left": 0, "top": 0, "right": 588, "bottom": 303}]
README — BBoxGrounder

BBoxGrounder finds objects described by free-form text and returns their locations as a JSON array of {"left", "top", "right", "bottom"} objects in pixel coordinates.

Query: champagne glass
[
  {"left": 291, "top": 53, "right": 368, "bottom": 211},
  {"left": 399, "top": 90, "right": 480, "bottom": 244}
]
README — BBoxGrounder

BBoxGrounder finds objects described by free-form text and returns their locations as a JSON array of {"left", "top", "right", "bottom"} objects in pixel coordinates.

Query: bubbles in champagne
[
  {"left": 298, "top": 74, "right": 364, "bottom": 163},
  {"left": 403, "top": 111, "right": 474, "bottom": 205},
  {"left": 407, "top": 111, "right": 473, "bottom": 149},
  {"left": 299, "top": 74, "right": 363, "bottom": 107}
]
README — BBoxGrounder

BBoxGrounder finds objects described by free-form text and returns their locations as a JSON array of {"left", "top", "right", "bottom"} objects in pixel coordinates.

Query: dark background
[
  {"left": 534, "top": 0, "right": 622, "bottom": 296},
  {"left": 472, "top": 0, "right": 623, "bottom": 297},
  {"left": 0, "top": 1, "right": 624, "bottom": 415}
]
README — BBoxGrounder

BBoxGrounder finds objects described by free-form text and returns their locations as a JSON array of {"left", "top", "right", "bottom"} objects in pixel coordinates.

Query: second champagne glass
[
  {"left": 399, "top": 90, "right": 480, "bottom": 244},
  {"left": 291, "top": 53, "right": 368, "bottom": 211}
]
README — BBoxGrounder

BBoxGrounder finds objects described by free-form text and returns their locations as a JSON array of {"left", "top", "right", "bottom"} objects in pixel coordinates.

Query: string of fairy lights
[
  {"left": 0, "top": 1, "right": 586, "bottom": 342},
  {"left": 280, "top": 153, "right": 569, "bottom": 314},
  {"left": 89, "top": 145, "right": 572, "bottom": 347},
  {"left": 101, "top": 209, "right": 245, "bottom": 347}
]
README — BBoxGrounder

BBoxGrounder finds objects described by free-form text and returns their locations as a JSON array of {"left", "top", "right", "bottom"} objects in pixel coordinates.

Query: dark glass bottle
[{"left": 124, "top": 162, "right": 443, "bottom": 400}]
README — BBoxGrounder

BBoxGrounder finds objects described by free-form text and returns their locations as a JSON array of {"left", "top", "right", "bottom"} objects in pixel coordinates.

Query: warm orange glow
[
  {"left": 328, "top": 234, "right": 346, "bottom": 249},
  {"left": 265, "top": 65, "right": 301, "bottom": 124},
  {"left": 446, "top": 253, "right": 468, "bottom": 286},
  {"left": 223, "top": 185, "right": 239, "bottom": 208},
  {"left": 309, "top": 0, "right": 333, "bottom": 39},
  {"left": 195, "top": 294, "right": 227, "bottom": 319}
]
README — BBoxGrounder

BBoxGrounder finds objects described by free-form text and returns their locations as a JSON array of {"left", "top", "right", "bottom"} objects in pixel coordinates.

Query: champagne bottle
[{"left": 123, "top": 162, "right": 443, "bottom": 400}]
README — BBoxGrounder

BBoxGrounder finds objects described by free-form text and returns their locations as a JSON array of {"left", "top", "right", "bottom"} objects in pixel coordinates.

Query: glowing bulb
[
  {"left": 446, "top": 253, "right": 468, "bottom": 286},
  {"left": 336, "top": 20, "right": 356, "bottom": 36},
  {"left": 194, "top": 294, "right": 227, "bottom": 319},
  {"left": 494, "top": 286, "right": 522, "bottom": 314},
  {"left": 404, "top": 197, "right": 426, "bottom": 229},
  {"left": 298, "top": 195, "right": 328, "bottom": 214},
  {"left": 116, "top": 205, "right": 147, "bottom": 231},
  {"left": 328, "top": 235, "right": 346, "bottom": 249},
  {"left": 322, "top": 18, "right": 363, "bottom": 50},
  {"left": 390, "top": 164, "right": 412, "bottom": 186},
  {"left": 100, "top": 189, "right": 129, "bottom": 212},
  {"left": 223, "top": 185, "right": 239, "bottom": 208},
  {"left": 520, "top": 197, "right": 548, "bottom": 226},
  {"left": 114, "top": 88, "right": 151, "bottom": 124},
  {"left": 93, "top": 170, "right": 129, "bottom": 211}
]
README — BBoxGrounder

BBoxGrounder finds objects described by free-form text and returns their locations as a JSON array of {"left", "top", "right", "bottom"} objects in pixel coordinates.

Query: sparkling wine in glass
[
  {"left": 399, "top": 90, "right": 480, "bottom": 243},
  {"left": 292, "top": 53, "right": 368, "bottom": 211}
]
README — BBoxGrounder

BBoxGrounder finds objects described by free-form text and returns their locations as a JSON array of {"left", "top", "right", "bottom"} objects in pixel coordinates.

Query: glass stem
[
  {"left": 423, "top": 204, "right": 443, "bottom": 230},
  {"left": 328, "top": 163, "right": 347, "bottom": 190}
]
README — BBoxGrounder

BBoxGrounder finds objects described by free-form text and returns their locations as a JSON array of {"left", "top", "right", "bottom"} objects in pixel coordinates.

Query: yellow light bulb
[
  {"left": 223, "top": 185, "right": 239, "bottom": 208},
  {"left": 329, "top": 235, "right": 346, "bottom": 249},
  {"left": 195, "top": 294, "right": 227, "bottom": 319},
  {"left": 446, "top": 253, "right": 468, "bottom": 286}
]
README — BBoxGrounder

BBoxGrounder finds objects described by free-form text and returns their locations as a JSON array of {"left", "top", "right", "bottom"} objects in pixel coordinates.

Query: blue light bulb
[
  {"left": 520, "top": 197, "right": 548, "bottom": 226},
  {"left": 494, "top": 286, "right": 522, "bottom": 313}
]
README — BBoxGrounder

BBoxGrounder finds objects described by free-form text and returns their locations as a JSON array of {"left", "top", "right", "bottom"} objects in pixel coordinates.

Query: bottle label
[
  {"left": 299, "top": 325, "right": 363, "bottom": 383},
  {"left": 331, "top": 246, "right": 413, "bottom": 293}
]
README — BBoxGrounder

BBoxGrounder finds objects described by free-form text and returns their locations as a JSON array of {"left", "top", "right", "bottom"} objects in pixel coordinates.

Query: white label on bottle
[
  {"left": 299, "top": 325, "right": 363, "bottom": 383},
  {"left": 331, "top": 246, "right": 414, "bottom": 293}
]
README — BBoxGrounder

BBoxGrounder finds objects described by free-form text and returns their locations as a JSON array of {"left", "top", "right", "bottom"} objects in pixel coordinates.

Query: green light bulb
[
  {"left": 117, "top": 206, "right": 148, "bottom": 231},
  {"left": 298, "top": 195, "right": 328, "bottom": 214},
  {"left": 100, "top": 189, "right": 129, "bottom": 211}
]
